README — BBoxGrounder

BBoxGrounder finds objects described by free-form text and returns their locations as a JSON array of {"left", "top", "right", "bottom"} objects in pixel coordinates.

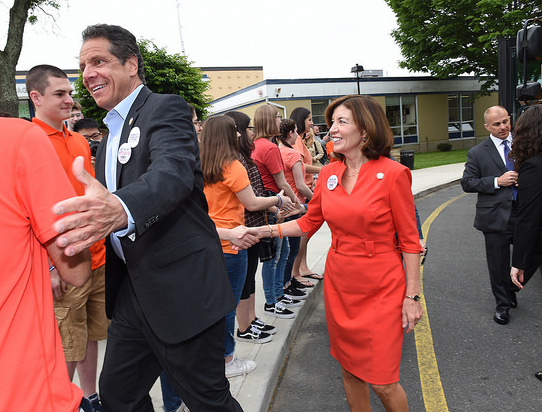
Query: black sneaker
[
  {"left": 284, "top": 285, "right": 307, "bottom": 300},
  {"left": 86, "top": 393, "right": 103, "bottom": 412},
  {"left": 291, "top": 277, "right": 314, "bottom": 289},
  {"left": 252, "top": 317, "right": 277, "bottom": 335},
  {"left": 237, "top": 324, "right": 272, "bottom": 343},
  {"left": 277, "top": 295, "right": 302, "bottom": 308},
  {"left": 264, "top": 302, "right": 296, "bottom": 319}
]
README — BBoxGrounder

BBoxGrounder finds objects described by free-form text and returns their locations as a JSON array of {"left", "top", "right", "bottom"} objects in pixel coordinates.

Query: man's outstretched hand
[{"left": 53, "top": 156, "right": 128, "bottom": 256}]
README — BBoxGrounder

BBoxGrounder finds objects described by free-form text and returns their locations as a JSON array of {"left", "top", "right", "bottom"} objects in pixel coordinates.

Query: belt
[{"left": 331, "top": 236, "right": 398, "bottom": 258}]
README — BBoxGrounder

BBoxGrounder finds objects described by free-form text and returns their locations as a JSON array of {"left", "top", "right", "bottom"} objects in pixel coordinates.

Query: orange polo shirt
[{"left": 32, "top": 118, "right": 106, "bottom": 270}]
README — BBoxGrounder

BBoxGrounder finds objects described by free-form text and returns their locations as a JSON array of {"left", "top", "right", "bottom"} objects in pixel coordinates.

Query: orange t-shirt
[
  {"left": 0, "top": 119, "right": 83, "bottom": 411},
  {"left": 279, "top": 145, "right": 305, "bottom": 203},
  {"left": 293, "top": 135, "right": 314, "bottom": 186},
  {"left": 33, "top": 118, "right": 106, "bottom": 270},
  {"left": 204, "top": 160, "right": 250, "bottom": 254}
]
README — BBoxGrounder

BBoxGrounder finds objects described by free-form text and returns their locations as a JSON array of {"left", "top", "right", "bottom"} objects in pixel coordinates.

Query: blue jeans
[
  {"left": 160, "top": 372, "right": 183, "bottom": 412},
  {"left": 284, "top": 236, "right": 301, "bottom": 286},
  {"left": 262, "top": 237, "right": 289, "bottom": 304},
  {"left": 224, "top": 250, "right": 248, "bottom": 357}
]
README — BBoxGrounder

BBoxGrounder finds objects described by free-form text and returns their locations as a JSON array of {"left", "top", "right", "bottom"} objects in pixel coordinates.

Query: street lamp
[{"left": 351, "top": 63, "right": 364, "bottom": 95}]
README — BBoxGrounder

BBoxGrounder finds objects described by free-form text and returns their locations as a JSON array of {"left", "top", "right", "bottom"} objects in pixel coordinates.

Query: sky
[{"left": 1, "top": 0, "right": 417, "bottom": 79}]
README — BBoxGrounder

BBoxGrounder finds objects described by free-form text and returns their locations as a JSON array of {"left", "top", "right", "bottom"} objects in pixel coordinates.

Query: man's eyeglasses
[
  {"left": 83, "top": 132, "right": 102, "bottom": 141},
  {"left": 247, "top": 127, "right": 255, "bottom": 131},
  {"left": 71, "top": 112, "right": 84, "bottom": 119},
  {"left": 275, "top": 115, "right": 282, "bottom": 119},
  {"left": 193, "top": 120, "right": 202, "bottom": 127}
]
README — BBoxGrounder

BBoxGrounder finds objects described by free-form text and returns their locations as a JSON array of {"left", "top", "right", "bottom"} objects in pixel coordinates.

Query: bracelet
[
  {"left": 277, "top": 224, "right": 283, "bottom": 239},
  {"left": 303, "top": 203, "right": 308, "bottom": 211},
  {"left": 273, "top": 207, "right": 279, "bottom": 217},
  {"left": 49, "top": 265, "right": 56, "bottom": 272},
  {"left": 275, "top": 194, "right": 283, "bottom": 208},
  {"left": 267, "top": 224, "right": 274, "bottom": 237}
]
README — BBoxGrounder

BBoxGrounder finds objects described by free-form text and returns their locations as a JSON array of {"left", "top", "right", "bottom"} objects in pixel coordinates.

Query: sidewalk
[{"left": 74, "top": 162, "right": 466, "bottom": 412}]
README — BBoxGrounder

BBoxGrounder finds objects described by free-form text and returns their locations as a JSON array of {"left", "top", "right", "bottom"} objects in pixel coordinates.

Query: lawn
[{"left": 412, "top": 149, "right": 468, "bottom": 170}]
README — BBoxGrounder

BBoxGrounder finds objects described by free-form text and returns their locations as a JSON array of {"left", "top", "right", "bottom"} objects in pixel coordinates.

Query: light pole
[{"left": 351, "top": 64, "right": 364, "bottom": 95}]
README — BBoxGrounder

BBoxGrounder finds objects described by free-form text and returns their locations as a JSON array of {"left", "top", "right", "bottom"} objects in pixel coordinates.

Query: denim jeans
[
  {"left": 284, "top": 236, "right": 301, "bottom": 286},
  {"left": 262, "top": 237, "right": 289, "bottom": 304},
  {"left": 224, "top": 250, "right": 248, "bottom": 357},
  {"left": 160, "top": 372, "right": 183, "bottom": 412}
]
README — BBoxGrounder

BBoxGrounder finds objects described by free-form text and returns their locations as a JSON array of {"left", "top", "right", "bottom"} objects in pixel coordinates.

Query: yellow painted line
[{"left": 416, "top": 192, "right": 467, "bottom": 411}]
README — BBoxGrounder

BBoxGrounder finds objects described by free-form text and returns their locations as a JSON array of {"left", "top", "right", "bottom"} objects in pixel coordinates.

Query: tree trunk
[{"left": 0, "top": 0, "right": 32, "bottom": 116}]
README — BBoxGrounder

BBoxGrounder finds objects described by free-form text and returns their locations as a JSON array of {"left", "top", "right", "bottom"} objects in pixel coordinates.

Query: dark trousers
[
  {"left": 99, "top": 277, "right": 243, "bottom": 412},
  {"left": 483, "top": 202, "right": 538, "bottom": 310}
]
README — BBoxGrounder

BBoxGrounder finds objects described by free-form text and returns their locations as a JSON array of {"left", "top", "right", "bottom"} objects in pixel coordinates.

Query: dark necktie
[{"left": 502, "top": 140, "right": 517, "bottom": 200}]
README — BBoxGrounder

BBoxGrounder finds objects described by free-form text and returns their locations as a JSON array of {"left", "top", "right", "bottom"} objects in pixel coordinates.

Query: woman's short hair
[
  {"left": 253, "top": 105, "right": 279, "bottom": 140},
  {"left": 290, "top": 107, "right": 311, "bottom": 135},
  {"left": 225, "top": 110, "right": 254, "bottom": 165},
  {"left": 325, "top": 95, "right": 393, "bottom": 161},
  {"left": 199, "top": 116, "right": 239, "bottom": 184},
  {"left": 511, "top": 105, "right": 542, "bottom": 170}
]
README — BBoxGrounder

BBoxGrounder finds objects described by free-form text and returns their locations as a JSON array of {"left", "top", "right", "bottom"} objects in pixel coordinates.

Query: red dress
[{"left": 297, "top": 156, "right": 421, "bottom": 384}]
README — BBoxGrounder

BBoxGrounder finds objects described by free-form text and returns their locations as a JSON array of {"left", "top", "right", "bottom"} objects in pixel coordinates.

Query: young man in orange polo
[{"left": 27, "top": 65, "right": 108, "bottom": 412}]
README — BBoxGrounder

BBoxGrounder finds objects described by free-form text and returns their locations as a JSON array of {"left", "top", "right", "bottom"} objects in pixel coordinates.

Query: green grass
[{"left": 413, "top": 149, "right": 468, "bottom": 170}]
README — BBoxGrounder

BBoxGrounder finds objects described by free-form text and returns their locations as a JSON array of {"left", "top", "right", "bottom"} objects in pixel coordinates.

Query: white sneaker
[{"left": 225, "top": 355, "right": 257, "bottom": 378}]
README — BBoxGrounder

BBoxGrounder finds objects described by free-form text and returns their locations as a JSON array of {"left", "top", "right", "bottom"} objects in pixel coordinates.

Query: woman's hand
[
  {"left": 510, "top": 267, "right": 524, "bottom": 289},
  {"left": 226, "top": 225, "right": 260, "bottom": 250},
  {"left": 402, "top": 298, "right": 423, "bottom": 333}
]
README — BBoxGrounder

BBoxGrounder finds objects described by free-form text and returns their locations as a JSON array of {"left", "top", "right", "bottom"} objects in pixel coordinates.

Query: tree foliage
[
  {"left": 75, "top": 39, "right": 211, "bottom": 124},
  {"left": 385, "top": 0, "right": 542, "bottom": 91},
  {"left": 0, "top": 0, "right": 59, "bottom": 116}
]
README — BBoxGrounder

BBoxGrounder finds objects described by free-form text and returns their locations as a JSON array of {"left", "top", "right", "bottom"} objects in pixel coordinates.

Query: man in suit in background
[
  {"left": 52, "top": 24, "right": 242, "bottom": 411},
  {"left": 462, "top": 106, "right": 524, "bottom": 325}
]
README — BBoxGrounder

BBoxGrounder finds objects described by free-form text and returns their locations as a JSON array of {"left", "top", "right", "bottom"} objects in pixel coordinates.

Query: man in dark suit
[
  {"left": 52, "top": 24, "right": 242, "bottom": 411},
  {"left": 462, "top": 106, "right": 523, "bottom": 325}
]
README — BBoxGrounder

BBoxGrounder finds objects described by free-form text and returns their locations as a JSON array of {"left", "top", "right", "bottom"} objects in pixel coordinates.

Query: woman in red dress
[{"left": 247, "top": 95, "right": 423, "bottom": 411}]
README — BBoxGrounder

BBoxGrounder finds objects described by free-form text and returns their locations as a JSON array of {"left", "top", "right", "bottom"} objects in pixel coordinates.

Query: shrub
[{"left": 437, "top": 143, "right": 453, "bottom": 152}]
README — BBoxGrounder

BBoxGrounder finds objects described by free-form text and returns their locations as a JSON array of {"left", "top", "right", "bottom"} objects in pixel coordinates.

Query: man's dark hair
[
  {"left": 73, "top": 117, "right": 101, "bottom": 133},
  {"left": 26, "top": 64, "right": 68, "bottom": 95},
  {"left": 82, "top": 24, "right": 145, "bottom": 83}
]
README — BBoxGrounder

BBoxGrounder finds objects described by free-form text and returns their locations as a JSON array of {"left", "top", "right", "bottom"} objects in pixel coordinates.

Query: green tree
[
  {"left": 75, "top": 39, "right": 211, "bottom": 124},
  {"left": 0, "top": 0, "right": 59, "bottom": 116},
  {"left": 385, "top": 0, "right": 542, "bottom": 91}
]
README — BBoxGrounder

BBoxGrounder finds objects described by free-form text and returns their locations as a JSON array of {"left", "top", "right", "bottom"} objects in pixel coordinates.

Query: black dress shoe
[
  {"left": 535, "top": 372, "right": 542, "bottom": 382},
  {"left": 493, "top": 309, "right": 510, "bottom": 325},
  {"left": 510, "top": 293, "right": 517, "bottom": 308}
]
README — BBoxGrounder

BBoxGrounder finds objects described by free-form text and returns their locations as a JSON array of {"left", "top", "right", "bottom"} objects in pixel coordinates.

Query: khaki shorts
[{"left": 54, "top": 264, "right": 110, "bottom": 362}]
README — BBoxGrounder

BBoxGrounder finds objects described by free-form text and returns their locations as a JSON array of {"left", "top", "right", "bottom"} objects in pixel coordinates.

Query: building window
[
  {"left": 448, "top": 94, "right": 474, "bottom": 139},
  {"left": 385, "top": 96, "right": 418, "bottom": 145},
  {"left": 311, "top": 99, "right": 331, "bottom": 128}
]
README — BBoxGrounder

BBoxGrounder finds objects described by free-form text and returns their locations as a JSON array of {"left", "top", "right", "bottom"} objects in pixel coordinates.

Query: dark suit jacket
[
  {"left": 512, "top": 155, "right": 542, "bottom": 269},
  {"left": 95, "top": 86, "right": 235, "bottom": 344},
  {"left": 461, "top": 137, "right": 514, "bottom": 233}
]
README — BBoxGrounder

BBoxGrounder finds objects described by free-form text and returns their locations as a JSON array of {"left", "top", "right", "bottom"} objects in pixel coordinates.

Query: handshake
[{"left": 224, "top": 197, "right": 308, "bottom": 251}]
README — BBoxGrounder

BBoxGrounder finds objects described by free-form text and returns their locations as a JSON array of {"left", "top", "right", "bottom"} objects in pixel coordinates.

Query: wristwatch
[{"left": 405, "top": 294, "right": 421, "bottom": 301}]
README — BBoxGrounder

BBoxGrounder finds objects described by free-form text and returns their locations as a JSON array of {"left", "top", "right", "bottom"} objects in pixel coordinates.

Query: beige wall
[
  {"left": 202, "top": 69, "right": 264, "bottom": 100},
  {"left": 417, "top": 94, "right": 449, "bottom": 151}
]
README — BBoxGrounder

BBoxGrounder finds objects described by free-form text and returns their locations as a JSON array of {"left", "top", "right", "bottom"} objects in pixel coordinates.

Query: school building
[{"left": 15, "top": 66, "right": 498, "bottom": 152}]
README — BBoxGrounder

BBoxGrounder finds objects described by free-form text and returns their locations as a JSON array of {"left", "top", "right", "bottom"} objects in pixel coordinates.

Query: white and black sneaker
[
  {"left": 284, "top": 285, "right": 307, "bottom": 300},
  {"left": 277, "top": 295, "right": 302, "bottom": 308},
  {"left": 252, "top": 317, "right": 277, "bottom": 335},
  {"left": 236, "top": 324, "right": 272, "bottom": 343},
  {"left": 264, "top": 302, "right": 296, "bottom": 319}
]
